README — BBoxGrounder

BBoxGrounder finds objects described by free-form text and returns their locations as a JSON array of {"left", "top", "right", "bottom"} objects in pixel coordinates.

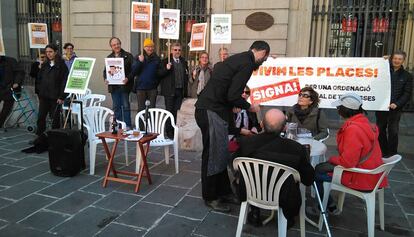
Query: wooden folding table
[{"left": 96, "top": 132, "right": 157, "bottom": 192}]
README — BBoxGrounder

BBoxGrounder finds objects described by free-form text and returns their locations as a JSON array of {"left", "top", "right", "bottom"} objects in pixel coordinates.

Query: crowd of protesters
[{"left": 0, "top": 38, "right": 412, "bottom": 230}]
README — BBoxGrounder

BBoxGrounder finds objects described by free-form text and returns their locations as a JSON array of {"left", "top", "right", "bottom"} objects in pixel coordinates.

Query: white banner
[
  {"left": 211, "top": 14, "right": 231, "bottom": 44},
  {"left": 158, "top": 8, "right": 180, "bottom": 40},
  {"left": 247, "top": 57, "right": 391, "bottom": 111}
]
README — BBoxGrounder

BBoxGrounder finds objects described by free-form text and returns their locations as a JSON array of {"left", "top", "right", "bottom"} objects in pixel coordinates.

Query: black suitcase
[{"left": 47, "top": 100, "right": 86, "bottom": 177}]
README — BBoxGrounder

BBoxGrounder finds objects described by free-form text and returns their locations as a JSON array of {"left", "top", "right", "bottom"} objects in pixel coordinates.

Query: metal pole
[{"left": 313, "top": 182, "right": 332, "bottom": 237}]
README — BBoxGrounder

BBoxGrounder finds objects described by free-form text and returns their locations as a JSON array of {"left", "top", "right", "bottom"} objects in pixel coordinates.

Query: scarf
[{"left": 293, "top": 104, "right": 312, "bottom": 124}]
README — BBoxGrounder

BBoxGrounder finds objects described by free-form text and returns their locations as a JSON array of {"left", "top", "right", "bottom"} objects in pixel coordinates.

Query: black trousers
[
  {"left": 195, "top": 108, "right": 232, "bottom": 201},
  {"left": 164, "top": 88, "right": 183, "bottom": 137},
  {"left": 36, "top": 97, "right": 61, "bottom": 136},
  {"left": 0, "top": 99, "right": 14, "bottom": 128},
  {"left": 375, "top": 110, "right": 402, "bottom": 157}
]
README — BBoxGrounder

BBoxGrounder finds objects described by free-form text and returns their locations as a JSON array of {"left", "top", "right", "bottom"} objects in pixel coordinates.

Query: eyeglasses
[
  {"left": 173, "top": 49, "right": 181, "bottom": 51},
  {"left": 243, "top": 91, "right": 250, "bottom": 95},
  {"left": 299, "top": 93, "right": 311, "bottom": 98}
]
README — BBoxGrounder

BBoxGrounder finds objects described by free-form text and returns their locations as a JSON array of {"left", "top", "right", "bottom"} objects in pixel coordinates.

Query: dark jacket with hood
[
  {"left": 103, "top": 49, "right": 134, "bottom": 93},
  {"left": 37, "top": 56, "right": 68, "bottom": 100},
  {"left": 158, "top": 55, "right": 189, "bottom": 97},
  {"left": 236, "top": 132, "right": 315, "bottom": 220},
  {"left": 0, "top": 56, "right": 24, "bottom": 100},
  {"left": 129, "top": 52, "right": 161, "bottom": 91}
]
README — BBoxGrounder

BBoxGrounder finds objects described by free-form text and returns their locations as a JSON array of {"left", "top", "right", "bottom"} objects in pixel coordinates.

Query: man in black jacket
[
  {"left": 36, "top": 44, "right": 68, "bottom": 136},
  {"left": 0, "top": 56, "right": 25, "bottom": 128},
  {"left": 376, "top": 50, "right": 413, "bottom": 157},
  {"left": 159, "top": 42, "right": 189, "bottom": 138},
  {"left": 195, "top": 41, "right": 269, "bottom": 212},
  {"left": 103, "top": 37, "right": 134, "bottom": 128},
  {"left": 236, "top": 109, "right": 315, "bottom": 227}
]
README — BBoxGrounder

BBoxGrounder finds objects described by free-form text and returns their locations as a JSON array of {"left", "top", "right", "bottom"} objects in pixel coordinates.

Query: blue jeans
[{"left": 111, "top": 91, "right": 131, "bottom": 127}]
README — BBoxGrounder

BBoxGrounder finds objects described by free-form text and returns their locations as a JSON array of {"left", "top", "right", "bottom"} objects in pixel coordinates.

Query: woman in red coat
[{"left": 314, "top": 93, "right": 386, "bottom": 213}]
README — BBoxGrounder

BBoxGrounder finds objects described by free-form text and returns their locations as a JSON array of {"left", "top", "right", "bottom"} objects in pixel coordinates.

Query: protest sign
[
  {"left": 159, "top": 8, "right": 180, "bottom": 39},
  {"left": 0, "top": 29, "right": 5, "bottom": 56},
  {"left": 190, "top": 23, "right": 207, "bottom": 51},
  {"left": 28, "top": 23, "right": 49, "bottom": 48},
  {"left": 105, "top": 58, "right": 126, "bottom": 85},
  {"left": 65, "top": 58, "right": 96, "bottom": 94},
  {"left": 131, "top": 2, "right": 153, "bottom": 33},
  {"left": 247, "top": 57, "right": 391, "bottom": 111},
  {"left": 211, "top": 14, "right": 231, "bottom": 44}
]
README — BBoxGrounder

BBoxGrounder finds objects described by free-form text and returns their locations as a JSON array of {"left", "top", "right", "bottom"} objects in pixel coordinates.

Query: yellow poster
[
  {"left": 0, "top": 29, "right": 5, "bottom": 56},
  {"left": 190, "top": 23, "right": 207, "bottom": 51},
  {"left": 131, "top": 2, "right": 153, "bottom": 33},
  {"left": 28, "top": 23, "right": 49, "bottom": 48}
]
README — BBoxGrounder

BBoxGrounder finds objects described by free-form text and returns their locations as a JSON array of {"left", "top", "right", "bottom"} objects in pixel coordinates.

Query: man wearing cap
[
  {"left": 129, "top": 38, "right": 161, "bottom": 112},
  {"left": 312, "top": 93, "right": 386, "bottom": 213},
  {"left": 104, "top": 37, "right": 134, "bottom": 128},
  {"left": 376, "top": 50, "right": 413, "bottom": 157}
]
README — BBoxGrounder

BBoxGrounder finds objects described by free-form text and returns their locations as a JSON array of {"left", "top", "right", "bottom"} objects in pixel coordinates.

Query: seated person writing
[
  {"left": 286, "top": 87, "right": 328, "bottom": 140},
  {"left": 235, "top": 109, "right": 315, "bottom": 228}
]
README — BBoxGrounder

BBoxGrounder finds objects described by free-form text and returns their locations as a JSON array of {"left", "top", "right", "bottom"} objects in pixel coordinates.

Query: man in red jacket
[{"left": 313, "top": 93, "right": 386, "bottom": 212}]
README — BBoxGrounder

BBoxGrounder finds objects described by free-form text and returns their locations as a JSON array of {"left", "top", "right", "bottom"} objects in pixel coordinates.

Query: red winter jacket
[{"left": 329, "top": 114, "right": 387, "bottom": 191}]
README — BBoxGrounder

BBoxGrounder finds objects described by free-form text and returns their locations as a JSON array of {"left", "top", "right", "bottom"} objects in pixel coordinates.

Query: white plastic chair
[
  {"left": 318, "top": 155, "right": 402, "bottom": 237},
  {"left": 319, "top": 128, "right": 330, "bottom": 143},
  {"left": 233, "top": 157, "right": 305, "bottom": 237},
  {"left": 83, "top": 106, "right": 129, "bottom": 175},
  {"left": 135, "top": 108, "right": 179, "bottom": 173},
  {"left": 70, "top": 94, "right": 106, "bottom": 129}
]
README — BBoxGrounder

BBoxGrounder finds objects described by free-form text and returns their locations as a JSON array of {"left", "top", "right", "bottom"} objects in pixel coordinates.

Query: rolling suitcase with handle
[{"left": 47, "top": 100, "right": 86, "bottom": 177}]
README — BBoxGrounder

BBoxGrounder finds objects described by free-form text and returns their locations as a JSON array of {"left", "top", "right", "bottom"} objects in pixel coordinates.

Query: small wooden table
[{"left": 96, "top": 132, "right": 157, "bottom": 192}]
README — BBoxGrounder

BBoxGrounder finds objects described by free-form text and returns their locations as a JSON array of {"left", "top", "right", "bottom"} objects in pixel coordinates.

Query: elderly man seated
[{"left": 235, "top": 109, "right": 315, "bottom": 228}]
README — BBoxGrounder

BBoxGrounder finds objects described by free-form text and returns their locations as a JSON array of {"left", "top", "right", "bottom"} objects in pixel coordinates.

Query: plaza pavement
[{"left": 0, "top": 99, "right": 413, "bottom": 236}]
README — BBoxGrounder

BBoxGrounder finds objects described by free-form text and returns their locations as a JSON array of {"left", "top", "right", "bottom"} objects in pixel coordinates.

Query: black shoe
[
  {"left": 247, "top": 207, "right": 262, "bottom": 227},
  {"left": 205, "top": 200, "right": 231, "bottom": 213},
  {"left": 287, "top": 218, "right": 295, "bottom": 229},
  {"left": 219, "top": 194, "right": 240, "bottom": 205},
  {"left": 21, "top": 146, "right": 37, "bottom": 153}
]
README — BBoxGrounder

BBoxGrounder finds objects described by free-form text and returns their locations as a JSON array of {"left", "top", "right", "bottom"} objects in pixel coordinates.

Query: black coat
[
  {"left": 158, "top": 55, "right": 189, "bottom": 97},
  {"left": 390, "top": 66, "right": 413, "bottom": 109},
  {"left": 103, "top": 49, "right": 134, "bottom": 93},
  {"left": 195, "top": 51, "right": 256, "bottom": 122},
  {"left": 236, "top": 132, "right": 315, "bottom": 219},
  {"left": 36, "top": 58, "right": 68, "bottom": 100},
  {"left": 0, "top": 56, "right": 24, "bottom": 100}
]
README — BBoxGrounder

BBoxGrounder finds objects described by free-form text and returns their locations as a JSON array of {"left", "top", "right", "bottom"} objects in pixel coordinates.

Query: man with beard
[{"left": 195, "top": 41, "right": 270, "bottom": 212}]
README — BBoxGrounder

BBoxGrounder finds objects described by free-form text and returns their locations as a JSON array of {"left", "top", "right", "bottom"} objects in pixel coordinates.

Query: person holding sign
[
  {"left": 103, "top": 37, "right": 134, "bottom": 128},
  {"left": 35, "top": 44, "right": 68, "bottom": 136},
  {"left": 375, "top": 50, "right": 413, "bottom": 157},
  {"left": 0, "top": 56, "right": 25, "bottom": 129},
  {"left": 128, "top": 38, "right": 161, "bottom": 112},
  {"left": 194, "top": 41, "right": 270, "bottom": 212},
  {"left": 286, "top": 87, "right": 329, "bottom": 140},
  {"left": 159, "top": 42, "right": 189, "bottom": 139},
  {"left": 189, "top": 52, "right": 212, "bottom": 98}
]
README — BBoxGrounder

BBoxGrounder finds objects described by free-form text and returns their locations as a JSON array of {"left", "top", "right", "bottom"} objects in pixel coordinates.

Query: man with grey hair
[{"left": 236, "top": 109, "right": 315, "bottom": 228}]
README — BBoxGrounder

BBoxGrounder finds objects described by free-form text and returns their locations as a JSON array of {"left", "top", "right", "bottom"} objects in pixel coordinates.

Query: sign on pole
[
  {"left": 0, "top": 29, "right": 5, "bottom": 56},
  {"left": 28, "top": 23, "right": 49, "bottom": 48},
  {"left": 247, "top": 57, "right": 391, "bottom": 111},
  {"left": 64, "top": 58, "right": 96, "bottom": 94},
  {"left": 190, "top": 23, "right": 207, "bottom": 51},
  {"left": 158, "top": 8, "right": 180, "bottom": 40},
  {"left": 211, "top": 14, "right": 232, "bottom": 44},
  {"left": 131, "top": 2, "right": 153, "bottom": 33}
]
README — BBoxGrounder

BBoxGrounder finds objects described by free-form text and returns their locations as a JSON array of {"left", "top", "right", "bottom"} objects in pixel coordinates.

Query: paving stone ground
[{"left": 0, "top": 127, "right": 413, "bottom": 237}]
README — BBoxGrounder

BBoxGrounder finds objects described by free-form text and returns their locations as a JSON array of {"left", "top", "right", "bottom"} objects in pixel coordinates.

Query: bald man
[{"left": 236, "top": 109, "right": 315, "bottom": 228}]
